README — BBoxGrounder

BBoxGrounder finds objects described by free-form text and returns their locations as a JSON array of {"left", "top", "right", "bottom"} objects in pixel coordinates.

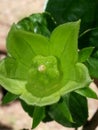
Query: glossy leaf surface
[
  {"left": 48, "top": 92, "right": 88, "bottom": 127},
  {"left": 17, "top": 12, "right": 56, "bottom": 37},
  {"left": 46, "top": 0, "right": 98, "bottom": 33}
]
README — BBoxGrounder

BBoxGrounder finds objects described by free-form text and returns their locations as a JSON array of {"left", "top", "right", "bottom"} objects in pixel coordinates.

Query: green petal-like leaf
[
  {"left": 20, "top": 21, "right": 91, "bottom": 106},
  {"left": 4, "top": 57, "right": 29, "bottom": 80},
  {"left": 75, "top": 87, "right": 98, "bottom": 99},
  {"left": 50, "top": 20, "right": 80, "bottom": 59},
  {"left": 0, "top": 75, "right": 26, "bottom": 95},
  {"left": 7, "top": 24, "right": 50, "bottom": 66},
  {"left": 0, "top": 59, "right": 26, "bottom": 95},
  {"left": 50, "top": 20, "right": 80, "bottom": 79},
  {"left": 61, "top": 63, "right": 91, "bottom": 95},
  {"left": 0, "top": 20, "right": 92, "bottom": 107},
  {"left": 20, "top": 62, "right": 91, "bottom": 107},
  {"left": 20, "top": 89, "right": 60, "bottom": 106}
]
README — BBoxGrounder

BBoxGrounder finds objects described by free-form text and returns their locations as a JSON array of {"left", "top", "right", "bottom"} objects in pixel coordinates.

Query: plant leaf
[
  {"left": 7, "top": 24, "right": 50, "bottom": 67},
  {"left": 0, "top": 59, "right": 26, "bottom": 95},
  {"left": 49, "top": 98, "right": 74, "bottom": 124},
  {"left": 20, "top": 100, "right": 34, "bottom": 117},
  {"left": 61, "top": 63, "right": 92, "bottom": 95},
  {"left": 75, "top": 87, "right": 98, "bottom": 99},
  {"left": 78, "top": 28, "right": 98, "bottom": 78},
  {"left": 2, "top": 92, "right": 18, "bottom": 105},
  {"left": 85, "top": 57, "right": 98, "bottom": 78},
  {"left": 69, "top": 92, "right": 88, "bottom": 127},
  {"left": 48, "top": 92, "right": 88, "bottom": 127},
  {"left": 32, "top": 106, "right": 45, "bottom": 129},
  {"left": 50, "top": 20, "right": 79, "bottom": 59},
  {"left": 78, "top": 47, "right": 94, "bottom": 62},
  {"left": 0, "top": 75, "right": 26, "bottom": 95},
  {"left": 45, "top": 0, "right": 98, "bottom": 33},
  {"left": 50, "top": 20, "right": 80, "bottom": 78},
  {"left": 4, "top": 57, "right": 29, "bottom": 80},
  {"left": 17, "top": 12, "right": 56, "bottom": 37}
]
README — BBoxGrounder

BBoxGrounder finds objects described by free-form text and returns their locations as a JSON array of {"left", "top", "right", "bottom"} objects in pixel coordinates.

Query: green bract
[{"left": 0, "top": 20, "right": 91, "bottom": 106}]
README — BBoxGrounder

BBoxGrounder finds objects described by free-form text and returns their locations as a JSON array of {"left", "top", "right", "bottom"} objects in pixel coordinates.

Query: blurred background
[{"left": 0, "top": 0, "right": 98, "bottom": 130}]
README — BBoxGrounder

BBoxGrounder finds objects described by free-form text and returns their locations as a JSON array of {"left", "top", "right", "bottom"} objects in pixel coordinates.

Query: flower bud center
[{"left": 38, "top": 64, "right": 46, "bottom": 72}]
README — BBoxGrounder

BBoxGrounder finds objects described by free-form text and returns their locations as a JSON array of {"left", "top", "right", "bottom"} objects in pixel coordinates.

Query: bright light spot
[{"left": 38, "top": 64, "right": 46, "bottom": 72}]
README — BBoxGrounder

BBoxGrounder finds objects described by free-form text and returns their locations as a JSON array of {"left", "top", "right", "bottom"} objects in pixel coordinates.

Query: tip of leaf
[
  {"left": 75, "top": 19, "right": 81, "bottom": 27},
  {"left": 77, "top": 19, "right": 81, "bottom": 23}
]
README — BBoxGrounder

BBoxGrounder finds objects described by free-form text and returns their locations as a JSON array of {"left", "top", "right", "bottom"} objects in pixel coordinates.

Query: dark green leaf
[
  {"left": 49, "top": 99, "right": 73, "bottom": 124},
  {"left": 42, "top": 106, "right": 53, "bottom": 122},
  {"left": 85, "top": 57, "right": 98, "bottom": 78},
  {"left": 79, "top": 28, "right": 98, "bottom": 49},
  {"left": 49, "top": 92, "right": 88, "bottom": 127},
  {"left": 78, "top": 47, "right": 94, "bottom": 62},
  {"left": 68, "top": 92, "right": 88, "bottom": 127},
  {"left": 17, "top": 12, "right": 56, "bottom": 37},
  {"left": 20, "top": 100, "right": 34, "bottom": 117},
  {"left": 32, "top": 106, "right": 45, "bottom": 129},
  {"left": 46, "top": 0, "right": 98, "bottom": 33},
  {"left": 75, "top": 87, "right": 98, "bottom": 99},
  {"left": 2, "top": 92, "right": 18, "bottom": 105}
]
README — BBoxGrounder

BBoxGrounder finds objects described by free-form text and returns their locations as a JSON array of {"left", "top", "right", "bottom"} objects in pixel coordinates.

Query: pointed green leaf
[
  {"left": 50, "top": 20, "right": 80, "bottom": 59},
  {"left": 20, "top": 21, "right": 91, "bottom": 107},
  {"left": 48, "top": 92, "right": 88, "bottom": 127},
  {"left": 20, "top": 100, "right": 34, "bottom": 117},
  {"left": 32, "top": 106, "right": 45, "bottom": 129},
  {"left": 50, "top": 20, "right": 80, "bottom": 78},
  {"left": 2, "top": 92, "right": 18, "bottom": 105},
  {"left": 68, "top": 92, "right": 88, "bottom": 127},
  {"left": 75, "top": 87, "right": 98, "bottom": 99},
  {"left": 49, "top": 99, "right": 73, "bottom": 124},
  {"left": 61, "top": 63, "right": 92, "bottom": 95},
  {"left": 78, "top": 47, "right": 94, "bottom": 62},
  {"left": 7, "top": 24, "right": 50, "bottom": 66},
  {"left": 0, "top": 75, "right": 26, "bottom": 95}
]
